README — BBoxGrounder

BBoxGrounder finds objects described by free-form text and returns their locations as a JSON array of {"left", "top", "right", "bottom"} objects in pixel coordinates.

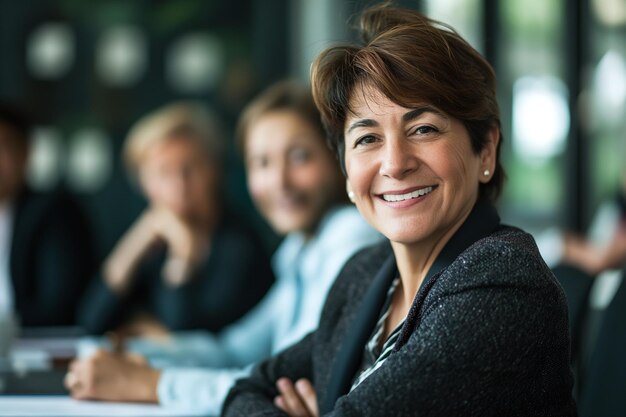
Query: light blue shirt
[{"left": 156, "top": 206, "right": 382, "bottom": 415}]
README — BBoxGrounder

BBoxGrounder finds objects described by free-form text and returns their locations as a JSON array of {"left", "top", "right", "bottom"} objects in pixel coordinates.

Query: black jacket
[
  {"left": 223, "top": 202, "right": 577, "bottom": 416},
  {"left": 10, "top": 188, "right": 95, "bottom": 326}
]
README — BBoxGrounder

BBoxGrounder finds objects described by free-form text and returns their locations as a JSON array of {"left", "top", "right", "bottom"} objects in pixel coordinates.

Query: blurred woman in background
[
  {"left": 79, "top": 102, "right": 274, "bottom": 336},
  {"left": 66, "top": 81, "right": 381, "bottom": 415}
]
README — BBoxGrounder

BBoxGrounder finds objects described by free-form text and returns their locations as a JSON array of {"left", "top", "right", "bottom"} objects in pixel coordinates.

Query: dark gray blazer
[{"left": 223, "top": 203, "right": 577, "bottom": 416}]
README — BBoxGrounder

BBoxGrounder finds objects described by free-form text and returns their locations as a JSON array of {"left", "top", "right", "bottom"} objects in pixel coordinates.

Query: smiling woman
[
  {"left": 243, "top": 108, "right": 344, "bottom": 236},
  {"left": 222, "top": 3, "right": 577, "bottom": 417}
]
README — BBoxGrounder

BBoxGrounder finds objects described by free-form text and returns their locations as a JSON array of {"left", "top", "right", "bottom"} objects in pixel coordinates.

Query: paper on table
[{"left": 0, "top": 396, "right": 210, "bottom": 416}]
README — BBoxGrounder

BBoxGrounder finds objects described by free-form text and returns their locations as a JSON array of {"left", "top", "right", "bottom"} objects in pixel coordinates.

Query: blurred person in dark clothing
[
  {"left": 78, "top": 102, "right": 274, "bottom": 337},
  {"left": 560, "top": 175, "right": 626, "bottom": 277},
  {"left": 0, "top": 103, "right": 95, "bottom": 327},
  {"left": 544, "top": 174, "right": 626, "bottom": 417}
]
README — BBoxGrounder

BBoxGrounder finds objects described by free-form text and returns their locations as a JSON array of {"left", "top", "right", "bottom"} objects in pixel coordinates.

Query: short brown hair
[
  {"left": 311, "top": 3, "right": 505, "bottom": 201},
  {"left": 235, "top": 80, "right": 326, "bottom": 155}
]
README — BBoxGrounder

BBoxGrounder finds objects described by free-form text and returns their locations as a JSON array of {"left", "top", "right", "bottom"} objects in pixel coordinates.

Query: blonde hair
[{"left": 123, "top": 101, "right": 223, "bottom": 177}]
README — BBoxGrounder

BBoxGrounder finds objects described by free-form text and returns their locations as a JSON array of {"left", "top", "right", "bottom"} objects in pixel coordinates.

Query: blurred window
[
  {"left": 496, "top": 0, "right": 567, "bottom": 233},
  {"left": 97, "top": 26, "right": 147, "bottom": 87},
  {"left": 27, "top": 127, "right": 64, "bottom": 191},
  {"left": 27, "top": 22, "right": 75, "bottom": 79},
  {"left": 512, "top": 76, "right": 569, "bottom": 162},
  {"left": 166, "top": 32, "right": 223, "bottom": 93},
  {"left": 66, "top": 128, "right": 113, "bottom": 193},
  {"left": 586, "top": 0, "right": 626, "bottom": 215},
  {"left": 424, "top": 0, "right": 483, "bottom": 52}
]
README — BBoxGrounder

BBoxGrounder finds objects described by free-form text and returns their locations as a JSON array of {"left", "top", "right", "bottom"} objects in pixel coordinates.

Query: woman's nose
[
  {"left": 271, "top": 161, "right": 291, "bottom": 190},
  {"left": 379, "top": 138, "right": 418, "bottom": 179}
]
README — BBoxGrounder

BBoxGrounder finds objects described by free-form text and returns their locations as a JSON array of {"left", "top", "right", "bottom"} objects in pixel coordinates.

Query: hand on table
[
  {"left": 274, "top": 377, "right": 319, "bottom": 417},
  {"left": 64, "top": 349, "right": 160, "bottom": 403}
]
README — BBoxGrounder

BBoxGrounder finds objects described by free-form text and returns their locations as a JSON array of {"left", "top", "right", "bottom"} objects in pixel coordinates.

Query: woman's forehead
[
  {"left": 345, "top": 82, "right": 441, "bottom": 118},
  {"left": 345, "top": 86, "right": 448, "bottom": 127}
]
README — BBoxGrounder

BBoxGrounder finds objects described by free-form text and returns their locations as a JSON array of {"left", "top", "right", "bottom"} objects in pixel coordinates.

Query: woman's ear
[
  {"left": 479, "top": 125, "right": 499, "bottom": 184},
  {"left": 346, "top": 181, "right": 355, "bottom": 204}
]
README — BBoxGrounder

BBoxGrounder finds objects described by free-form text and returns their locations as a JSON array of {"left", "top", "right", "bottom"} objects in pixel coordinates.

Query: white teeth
[{"left": 382, "top": 186, "right": 433, "bottom": 202}]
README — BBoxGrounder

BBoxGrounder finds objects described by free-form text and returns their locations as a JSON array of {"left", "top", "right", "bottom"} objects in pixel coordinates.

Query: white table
[{"left": 0, "top": 396, "right": 208, "bottom": 416}]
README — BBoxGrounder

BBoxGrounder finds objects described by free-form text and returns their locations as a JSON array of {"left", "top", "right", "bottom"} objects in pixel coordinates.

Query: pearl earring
[
  {"left": 348, "top": 191, "right": 355, "bottom": 203},
  {"left": 483, "top": 169, "right": 490, "bottom": 177}
]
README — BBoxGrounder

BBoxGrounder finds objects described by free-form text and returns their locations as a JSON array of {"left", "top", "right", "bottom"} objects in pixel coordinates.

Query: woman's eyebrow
[
  {"left": 402, "top": 106, "right": 446, "bottom": 123},
  {"left": 347, "top": 106, "right": 447, "bottom": 133},
  {"left": 346, "top": 118, "right": 378, "bottom": 134}
]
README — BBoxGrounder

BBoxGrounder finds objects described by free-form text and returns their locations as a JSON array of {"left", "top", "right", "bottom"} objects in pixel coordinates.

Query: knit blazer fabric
[{"left": 223, "top": 226, "right": 578, "bottom": 417}]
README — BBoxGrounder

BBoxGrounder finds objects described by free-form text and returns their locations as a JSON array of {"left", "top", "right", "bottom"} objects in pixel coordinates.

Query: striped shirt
[{"left": 350, "top": 277, "right": 404, "bottom": 391}]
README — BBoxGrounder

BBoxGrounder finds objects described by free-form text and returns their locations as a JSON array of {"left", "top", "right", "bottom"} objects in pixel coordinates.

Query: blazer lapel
[
  {"left": 395, "top": 198, "right": 501, "bottom": 348},
  {"left": 320, "top": 254, "right": 397, "bottom": 414}
]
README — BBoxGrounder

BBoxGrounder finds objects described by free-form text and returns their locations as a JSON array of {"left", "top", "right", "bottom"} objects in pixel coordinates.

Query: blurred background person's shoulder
[{"left": 0, "top": 101, "right": 95, "bottom": 327}]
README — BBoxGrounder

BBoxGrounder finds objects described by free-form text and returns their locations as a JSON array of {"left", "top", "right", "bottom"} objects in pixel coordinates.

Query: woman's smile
[{"left": 377, "top": 185, "right": 437, "bottom": 208}]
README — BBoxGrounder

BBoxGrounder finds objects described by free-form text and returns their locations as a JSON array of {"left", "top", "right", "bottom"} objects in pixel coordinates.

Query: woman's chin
[
  {"left": 376, "top": 221, "right": 432, "bottom": 246},
  {"left": 270, "top": 217, "right": 308, "bottom": 235}
]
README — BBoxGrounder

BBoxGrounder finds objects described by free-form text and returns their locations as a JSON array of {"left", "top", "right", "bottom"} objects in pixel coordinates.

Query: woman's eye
[
  {"left": 411, "top": 125, "right": 438, "bottom": 135},
  {"left": 354, "top": 135, "right": 378, "bottom": 148},
  {"left": 289, "top": 148, "right": 311, "bottom": 164}
]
